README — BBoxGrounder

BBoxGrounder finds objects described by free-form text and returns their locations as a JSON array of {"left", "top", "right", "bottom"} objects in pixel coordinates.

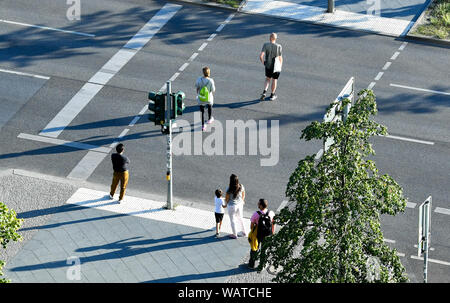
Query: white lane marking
[
  {"left": 179, "top": 62, "right": 189, "bottom": 72},
  {"left": 411, "top": 255, "right": 450, "bottom": 266},
  {"left": 18, "top": 133, "right": 111, "bottom": 153},
  {"left": 0, "top": 68, "right": 50, "bottom": 80},
  {"left": 39, "top": 82, "right": 103, "bottom": 138},
  {"left": 399, "top": 42, "right": 408, "bottom": 51},
  {"left": 391, "top": 51, "right": 400, "bottom": 60},
  {"left": 406, "top": 202, "right": 417, "bottom": 208},
  {"left": 207, "top": 33, "right": 217, "bottom": 41},
  {"left": 169, "top": 72, "right": 180, "bottom": 82},
  {"left": 138, "top": 105, "right": 148, "bottom": 115},
  {"left": 374, "top": 72, "right": 384, "bottom": 81},
  {"left": 123, "top": 4, "right": 181, "bottom": 51},
  {"left": 118, "top": 128, "right": 129, "bottom": 138},
  {"left": 397, "top": 252, "right": 406, "bottom": 257},
  {"left": 0, "top": 19, "right": 95, "bottom": 37},
  {"left": 435, "top": 207, "right": 450, "bottom": 216},
  {"left": 314, "top": 148, "right": 323, "bottom": 160},
  {"left": 39, "top": 4, "right": 180, "bottom": 138},
  {"left": 382, "top": 62, "right": 392, "bottom": 70},
  {"left": 198, "top": 42, "right": 208, "bottom": 51},
  {"left": 390, "top": 83, "right": 450, "bottom": 96},
  {"left": 128, "top": 116, "right": 140, "bottom": 127},
  {"left": 384, "top": 239, "right": 396, "bottom": 244},
  {"left": 224, "top": 14, "right": 235, "bottom": 23},
  {"left": 67, "top": 151, "right": 109, "bottom": 180},
  {"left": 66, "top": 187, "right": 251, "bottom": 234},
  {"left": 383, "top": 134, "right": 435, "bottom": 146},
  {"left": 188, "top": 52, "right": 199, "bottom": 62},
  {"left": 367, "top": 82, "right": 376, "bottom": 90},
  {"left": 216, "top": 23, "right": 225, "bottom": 32}
]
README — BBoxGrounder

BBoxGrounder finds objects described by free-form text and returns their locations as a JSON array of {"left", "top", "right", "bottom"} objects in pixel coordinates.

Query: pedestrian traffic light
[
  {"left": 171, "top": 91, "right": 185, "bottom": 119},
  {"left": 148, "top": 91, "right": 165, "bottom": 125}
]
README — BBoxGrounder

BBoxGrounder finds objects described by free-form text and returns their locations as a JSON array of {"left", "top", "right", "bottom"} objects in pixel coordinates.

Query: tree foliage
[
  {"left": 0, "top": 202, "right": 23, "bottom": 283},
  {"left": 259, "top": 89, "right": 409, "bottom": 283}
]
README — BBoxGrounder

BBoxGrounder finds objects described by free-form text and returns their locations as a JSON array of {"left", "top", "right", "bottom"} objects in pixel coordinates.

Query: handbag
[{"left": 273, "top": 56, "right": 282, "bottom": 73}]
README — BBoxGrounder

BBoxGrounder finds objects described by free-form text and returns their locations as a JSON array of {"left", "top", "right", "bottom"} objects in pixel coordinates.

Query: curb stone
[{"left": 406, "top": 0, "right": 450, "bottom": 47}]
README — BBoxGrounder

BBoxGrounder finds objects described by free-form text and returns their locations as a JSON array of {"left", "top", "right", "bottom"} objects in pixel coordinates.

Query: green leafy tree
[
  {"left": 0, "top": 202, "right": 23, "bottom": 283},
  {"left": 259, "top": 89, "right": 409, "bottom": 282}
]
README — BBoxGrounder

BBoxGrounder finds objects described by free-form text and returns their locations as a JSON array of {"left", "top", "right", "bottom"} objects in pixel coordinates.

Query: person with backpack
[
  {"left": 248, "top": 199, "right": 275, "bottom": 269},
  {"left": 195, "top": 66, "right": 215, "bottom": 131}
]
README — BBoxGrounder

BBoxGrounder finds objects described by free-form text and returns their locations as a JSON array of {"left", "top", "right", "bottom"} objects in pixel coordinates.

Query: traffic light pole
[{"left": 165, "top": 81, "right": 173, "bottom": 210}]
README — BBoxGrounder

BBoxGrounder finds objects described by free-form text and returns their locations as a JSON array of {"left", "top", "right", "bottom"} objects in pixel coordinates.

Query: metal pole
[
  {"left": 424, "top": 197, "right": 431, "bottom": 283},
  {"left": 327, "top": 0, "right": 335, "bottom": 13},
  {"left": 166, "top": 81, "right": 173, "bottom": 210}
]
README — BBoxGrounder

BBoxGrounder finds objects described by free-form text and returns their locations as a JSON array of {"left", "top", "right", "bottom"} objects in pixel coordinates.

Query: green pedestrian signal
[
  {"left": 171, "top": 91, "right": 185, "bottom": 119},
  {"left": 148, "top": 91, "right": 165, "bottom": 125}
]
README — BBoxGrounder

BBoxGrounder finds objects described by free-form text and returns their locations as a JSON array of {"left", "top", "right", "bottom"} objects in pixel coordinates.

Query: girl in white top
[
  {"left": 195, "top": 66, "right": 216, "bottom": 132},
  {"left": 214, "top": 189, "right": 226, "bottom": 237}
]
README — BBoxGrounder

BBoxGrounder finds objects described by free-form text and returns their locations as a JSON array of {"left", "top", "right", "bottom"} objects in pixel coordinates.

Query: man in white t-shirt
[{"left": 248, "top": 199, "right": 275, "bottom": 268}]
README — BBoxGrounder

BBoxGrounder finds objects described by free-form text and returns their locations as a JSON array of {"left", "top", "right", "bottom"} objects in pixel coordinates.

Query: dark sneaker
[
  {"left": 269, "top": 94, "right": 277, "bottom": 101},
  {"left": 259, "top": 93, "right": 266, "bottom": 101}
]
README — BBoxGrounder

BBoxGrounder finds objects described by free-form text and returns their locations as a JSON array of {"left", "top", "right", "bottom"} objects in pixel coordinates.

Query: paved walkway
[
  {"left": 240, "top": 0, "right": 430, "bottom": 37},
  {"left": 4, "top": 187, "right": 253, "bottom": 283}
]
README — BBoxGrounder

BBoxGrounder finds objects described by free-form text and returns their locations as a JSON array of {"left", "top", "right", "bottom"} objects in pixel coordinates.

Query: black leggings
[{"left": 200, "top": 104, "right": 212, "bottom": 125}]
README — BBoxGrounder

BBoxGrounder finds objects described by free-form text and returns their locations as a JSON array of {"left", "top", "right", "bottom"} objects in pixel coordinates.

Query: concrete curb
[{"left": 406, "top": 0, "right": 450, "bottom": 47}]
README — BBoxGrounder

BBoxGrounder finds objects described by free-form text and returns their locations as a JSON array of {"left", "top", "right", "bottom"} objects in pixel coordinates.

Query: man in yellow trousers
[{"left": 109, "top": 143, "right": 130, "bottom": 204}]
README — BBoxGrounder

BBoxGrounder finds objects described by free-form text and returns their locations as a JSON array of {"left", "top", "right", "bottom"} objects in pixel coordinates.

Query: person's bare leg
[
  {"left": 271, "top": 79, "right": 277, "bottom": 94},
  {"left": 264, "top": 77, "right": 271, "bottom": 91}
]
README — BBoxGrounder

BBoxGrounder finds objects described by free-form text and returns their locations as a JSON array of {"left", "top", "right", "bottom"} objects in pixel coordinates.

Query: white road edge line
[
  {"left": 383, "top": 134, "right": 435, "bottom": 146},
  {"left": 0, "top": 68, "right": 50, "bottom": 80},
  {"left": 0, "top": 19, "right": 95, "bottom": 37},
  {"left": 411, "top": 255, "right": 450, "bottom": 266},
  {"left": 390, "top": 83, "right": 450, "bottom": 96}
]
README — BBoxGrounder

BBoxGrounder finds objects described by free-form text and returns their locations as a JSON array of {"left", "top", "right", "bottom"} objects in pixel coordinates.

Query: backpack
[
  {"left": 198, "top": 79, "right": 210, "bottom": 102},
  {"left": 256, "top": 210, "right": 272, "bottom": 242}
]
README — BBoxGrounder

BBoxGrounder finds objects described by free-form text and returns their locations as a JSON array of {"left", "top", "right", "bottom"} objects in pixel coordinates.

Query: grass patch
[
  {"left": 415, "top": 0, "right": 450, "bottom": 39},
  {"left": 204, "top": 0, "right": 243, "bottom": 8}
]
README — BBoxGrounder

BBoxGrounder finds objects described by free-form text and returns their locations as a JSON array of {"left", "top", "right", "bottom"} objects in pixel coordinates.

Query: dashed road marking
[
  {"left": 374, "top": 72, "right": 384, "bottom": 81},
  {"left": 198, "top": 42, "right": 208, "bottom": 51},
  {"left": 382, "top": 62, "right": 392, "bottom": 70},
  {"left": 435, "top": 207, "right": 450, "bottom": 216},
  {"left": 411, "top": 255, "right": 450, "bottom": 266},
  {"left": 391, "top": 51, "right": 400, "bottom": 60}
]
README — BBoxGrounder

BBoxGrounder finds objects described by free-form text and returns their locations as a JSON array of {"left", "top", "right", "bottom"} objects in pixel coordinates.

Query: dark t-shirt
[
  {"left": 261, "top": 42, "right": 282, "bottom": 70},
  {"left": 111, "top": 153, "right": 130, "bottom": 172}
]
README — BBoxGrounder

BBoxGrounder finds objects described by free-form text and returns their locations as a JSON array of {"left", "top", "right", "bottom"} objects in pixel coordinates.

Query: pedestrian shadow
[
  {"left": 182, "top": 99, "right": 262, "bottom": 115},
  {"left": 143, "top": 263, "right": 254, "bottom": 283}
]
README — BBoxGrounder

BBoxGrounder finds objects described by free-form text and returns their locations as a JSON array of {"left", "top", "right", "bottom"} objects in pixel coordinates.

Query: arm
[
  {"left": 223, "top": 193, "right": 230, "bottom": 208},
  {"left": 259, "top": 51, "right": 265, "bottom": 64}
]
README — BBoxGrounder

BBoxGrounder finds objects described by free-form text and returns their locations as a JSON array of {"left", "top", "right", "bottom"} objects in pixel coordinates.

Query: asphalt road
[{"left": 0, "top": 0, "right": 449, "bottom": 282}]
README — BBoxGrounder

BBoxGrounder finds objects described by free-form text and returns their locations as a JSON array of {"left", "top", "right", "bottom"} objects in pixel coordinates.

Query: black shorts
[
  {"left": 265, "top": 67, "right": 280, "bottom": 79},
  {"left": 215, "top": 213, "right": 224, "bottom": 223}
]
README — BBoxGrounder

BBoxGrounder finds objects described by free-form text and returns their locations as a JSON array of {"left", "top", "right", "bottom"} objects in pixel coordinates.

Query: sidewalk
[
  {"left": 0, "top": 170, "right": 274, "bottom": 283},
  {"left": 240, "top": 0, "right": 423, "bottom": 37}
]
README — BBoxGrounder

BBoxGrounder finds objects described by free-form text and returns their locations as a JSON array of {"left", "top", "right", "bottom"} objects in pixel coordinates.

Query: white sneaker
[
  {"left": 118, "top": 200, "right": 123, "bottom": 204},
  {"left": 207, "top": 117, "right": 214, "bottom": 124},
  {"left": 109, "top": 195, "right": 113, "bottom": 199}
]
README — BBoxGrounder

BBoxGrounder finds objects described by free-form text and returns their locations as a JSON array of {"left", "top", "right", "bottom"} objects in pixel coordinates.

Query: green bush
[{"left": 0, "top": 202, "right": 23, "bottom": 283}]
